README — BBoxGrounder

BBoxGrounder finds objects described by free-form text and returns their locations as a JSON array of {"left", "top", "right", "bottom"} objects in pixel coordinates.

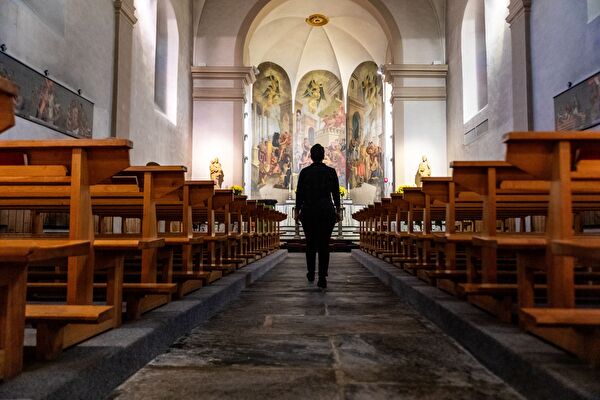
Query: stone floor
[{"left": 110, "top": 253, "right": 524, "bottom": 400}]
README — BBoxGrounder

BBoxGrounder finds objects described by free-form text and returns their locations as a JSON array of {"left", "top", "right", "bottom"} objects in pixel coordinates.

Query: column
[
  {"left": 507, "top": 0, "right": 533, "bottom": 130},
  {"left": 191, "top": 66, "right": 256, "bottom": 187},
  {"left": 383, "top": 64, "right": 448, "bottom": 188},
  {"left": 112, "top": 0, "right": 137, "bottom": 139}
]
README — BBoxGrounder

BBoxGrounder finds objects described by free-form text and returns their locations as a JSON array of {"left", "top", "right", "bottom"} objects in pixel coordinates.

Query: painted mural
[
  {"left": 346, "top": 61, "right": 383, "bottom": 203},
  {"left": 294, "top": 70, "right": 346, "bottom": 187},
  {"left": 251, "top": 62, "right": 293, "bottom": 200},
  {"left": 0, "top": 51, "right": 93, "bottom": 138}
]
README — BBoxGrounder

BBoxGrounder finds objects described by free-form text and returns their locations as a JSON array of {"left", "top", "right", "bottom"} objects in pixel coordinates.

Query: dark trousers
[{"left": 301, "top": 217, "right": 335, "bottom": 278}]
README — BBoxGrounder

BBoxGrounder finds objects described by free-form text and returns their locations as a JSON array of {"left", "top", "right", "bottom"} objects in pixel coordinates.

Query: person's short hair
[{"left": 310, "top": 144, "right": 325, "bottom": 162}]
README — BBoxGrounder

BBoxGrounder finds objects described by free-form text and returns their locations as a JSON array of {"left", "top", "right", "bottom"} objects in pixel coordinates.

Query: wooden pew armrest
[
  {"left": 25, "top": 304, "right": 113, "bottom": 324},
  {"left": 520, "top": 308, "right": 600, "bottom": 327},
  {"left": 94, "top": 237, "right": 165, "bottom": 250}
]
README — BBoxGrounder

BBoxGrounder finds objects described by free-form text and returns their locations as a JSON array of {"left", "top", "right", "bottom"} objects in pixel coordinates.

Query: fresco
[
  {"left": 251, "top": 62, "right": 293, "bottom": 200},
  {"left": 0, "top": 51, "right": 93, "bottom": 138},
  {"left": 346, "top": 61, "right": 383, "bottom": 203},
  {"left": 554, "top": 70, "right": 600, "bottom": 131},
  {"left": 294, "top": 70, "right": 346, "bottom": 187}
]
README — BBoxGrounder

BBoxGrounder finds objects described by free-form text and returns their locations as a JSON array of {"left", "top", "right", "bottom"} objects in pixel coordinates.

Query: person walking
[{"left": 294, "top": 143, "right": 341, "bottom": 289}]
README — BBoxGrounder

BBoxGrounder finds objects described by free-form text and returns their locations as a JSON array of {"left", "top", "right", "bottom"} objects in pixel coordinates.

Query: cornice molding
[
  {"left": 191, "top": 66, "right": 256, "bottom": 86},
  {"left": 193, "top": 87, "right": 247, "bottom": 102},
  {"left": 391, "top": 87, "right": 446, "bottom": 101},
  {"left": 114, "top": 0, "right": 137, "bottom": 25},
  {"left": 506, "top": 0, "right": 532, "bottom": 24},
  {"left": 383, "top": 64, "right": 448, "bottom": 82}
]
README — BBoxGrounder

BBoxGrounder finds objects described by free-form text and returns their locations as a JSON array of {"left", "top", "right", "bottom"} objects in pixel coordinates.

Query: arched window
[
  {"left": 154, "top": 0, "right": 179, "bottom": 123},
  {"left": 461, "top": 0, "right": 488, "bottom": 122}
]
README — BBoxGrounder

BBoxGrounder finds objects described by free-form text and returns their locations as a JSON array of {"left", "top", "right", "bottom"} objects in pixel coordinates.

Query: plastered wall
[
  {"left": 0, "top": 0, "right": 114, "bottom": 140},
  {"left": 128, "top": 0, "right": 193, "bottom": 169},
  {"left": 446, "top": 0, "right": 514, "bottom": 164},
  {"left": 531, "top": 0, "right": 600, "bottom": 130}
]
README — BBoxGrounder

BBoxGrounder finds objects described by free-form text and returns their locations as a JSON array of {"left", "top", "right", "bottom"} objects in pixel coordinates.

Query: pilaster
[
  {"left": 191, "top": 66, "right": 256, "bottom": 186},
  {"left": 111, "top": 0, "right": 137, "bottom": 139},
  {"left": 383, "top": 64, "right": 448, "bottom": 187},
  {"left": 507, "top": 0, "right": 533, "bottom": 130}
]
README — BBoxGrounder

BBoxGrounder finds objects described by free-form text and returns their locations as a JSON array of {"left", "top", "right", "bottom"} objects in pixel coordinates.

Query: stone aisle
[{"left": 111, "top": 253, "right": 523, "bottom": 400}]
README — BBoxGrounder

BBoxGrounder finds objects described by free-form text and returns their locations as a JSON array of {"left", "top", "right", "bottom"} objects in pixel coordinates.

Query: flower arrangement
[
  {"left": 231, "top": 185, "right": 244, "bottom": 196},
  {"left": 395, "top": 185, "right": 414, "bottom": 194},
  {"left": 339, "top": 186, "right": 347, "bottom": 199}
]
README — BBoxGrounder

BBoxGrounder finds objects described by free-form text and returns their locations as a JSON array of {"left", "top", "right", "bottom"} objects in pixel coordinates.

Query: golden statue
[
  {"left": 415, "top": 155, "right": 431, "bottom": 187},
  {"left": 210, "top": 157, "right": 224, "bottom": 188}
]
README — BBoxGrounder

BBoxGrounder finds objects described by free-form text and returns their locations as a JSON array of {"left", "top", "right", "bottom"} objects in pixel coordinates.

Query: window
[
  {"left": 461, "top": 0, "right": 488, "bottom": 123},
  {"left": 154, "top": 0, "right": 179, "bottom": 123}
]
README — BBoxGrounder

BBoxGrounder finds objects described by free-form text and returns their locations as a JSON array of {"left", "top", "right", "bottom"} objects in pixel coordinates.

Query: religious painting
[
  {"left": 0, "top": 51, "right": 93, "bottom": 138},
  {"left": 346, "top": 61, "right": 383, "bottom": 204},
  {"left": 554, "top": 70, "right": 600, "bottom": 131},
  {"left": 294, "top": 70, "right": 346, "bottom": 187},
  {"left": 251, "top": 62, "right": 293, "bottom": 201}
]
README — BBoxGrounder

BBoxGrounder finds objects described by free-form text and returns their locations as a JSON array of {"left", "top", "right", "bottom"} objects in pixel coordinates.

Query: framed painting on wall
[
  {"left": 554, "top": 70, "right": 600, "bottom": 131},
  {"left": 0, "top": 51, "right": 93, "bottom": 138}
]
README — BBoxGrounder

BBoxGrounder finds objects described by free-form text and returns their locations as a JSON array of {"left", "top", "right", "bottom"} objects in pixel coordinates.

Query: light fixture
[{"left": 306, "top": 14, "right": 329, "bottom": 27}]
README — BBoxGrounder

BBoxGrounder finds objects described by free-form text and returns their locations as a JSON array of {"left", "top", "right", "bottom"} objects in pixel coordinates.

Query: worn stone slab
[
  {"left": 111, "top": 366, "right": 339, "bottom": 400},
  {"left": 0, "top": 250, "right": 287, "bottom": 400},
  {"left": 352, "top": 249, "right": 600, "bottom": 400},
  {"left": 113, "top": 253, "right": 524, "bottom": 400}
]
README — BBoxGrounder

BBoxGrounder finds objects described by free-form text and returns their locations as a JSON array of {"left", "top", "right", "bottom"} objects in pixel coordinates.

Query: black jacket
[{"left": 296, "top": 162, "right": 341, "bottom": 220}]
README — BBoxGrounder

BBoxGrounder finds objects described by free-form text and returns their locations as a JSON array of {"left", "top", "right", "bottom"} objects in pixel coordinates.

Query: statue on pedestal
[
  {"left": 210, "top": 157, "right": 224, "bottom": 188},
  {"left": 415, "top": 155, "right": 431, "bottom": 187}
]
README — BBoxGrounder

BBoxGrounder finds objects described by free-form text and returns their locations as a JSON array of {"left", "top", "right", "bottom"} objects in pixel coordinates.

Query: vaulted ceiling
[{"left": 247, "top": 0, "right": 388, "bottom": 94}]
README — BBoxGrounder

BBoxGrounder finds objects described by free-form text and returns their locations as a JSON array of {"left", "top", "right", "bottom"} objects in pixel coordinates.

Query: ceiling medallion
[{"left": 306, "top": 14, "right": 329, "bottom": 27}]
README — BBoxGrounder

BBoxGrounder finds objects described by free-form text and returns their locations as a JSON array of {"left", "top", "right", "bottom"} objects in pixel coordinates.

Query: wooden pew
[
  {"left": 187, "top": 181, "right": 234, "bottom": 281},
  {"left": 0, "top": 239, "right": 91, "bottom": 378},
  {"left": 231, "top": 195, "right": 258, "bottom": 263},
  {"left": 93, "top": 165, "right": 186, "bottom": 319},
  {"left": 156, "top": 180, "right": 210, "bottom": 297},
  {"left": 0, "top": 77, "right": 17, "bottom": 134},
  {"left": 0, "top": 139, "right": 131, "bottom": 361},
  {"left": 212, "top": 189, "right": 242, "bottom": 269},
  {"left": 504, "top": 131, "right": 600, "bottom": 365}
]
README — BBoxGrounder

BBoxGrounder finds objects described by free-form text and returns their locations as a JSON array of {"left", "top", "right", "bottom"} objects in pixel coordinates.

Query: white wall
[
  {"left": 402, "top": 101, "right": 447, "bottom": 185},
  {"left": 531, "top": 0, "right": 600, "bottom": 130},
  {"left": 446, "top": 0, "right": 513, "bottom": 164},
  {"left": 129, "top": 0, "right": 193, "bottom": 168},
  {"left": 0, "top": 0, "right": 114, "bottom": 140}
]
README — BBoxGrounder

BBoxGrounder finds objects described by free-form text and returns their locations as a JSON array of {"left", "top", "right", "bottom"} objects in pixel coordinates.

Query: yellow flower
[
  {"left": 395, "top": 185, "right": 414, "bottom": 194},
  {"left": 339, "top": 186, "right": 347, "bottom": 198},
  {"left": 231, "top": 185, "right": 243, "bottom": 195}
]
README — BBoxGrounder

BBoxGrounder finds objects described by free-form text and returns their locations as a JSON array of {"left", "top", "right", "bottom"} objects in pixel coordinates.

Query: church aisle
[{"left": 111, "top": 253, "right": 523, "bottom": 400}]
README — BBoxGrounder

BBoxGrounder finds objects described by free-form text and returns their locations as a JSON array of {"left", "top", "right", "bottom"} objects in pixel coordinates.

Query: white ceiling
[{"left": 248, "top": 0, "right": 388, "bottom": 97}]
